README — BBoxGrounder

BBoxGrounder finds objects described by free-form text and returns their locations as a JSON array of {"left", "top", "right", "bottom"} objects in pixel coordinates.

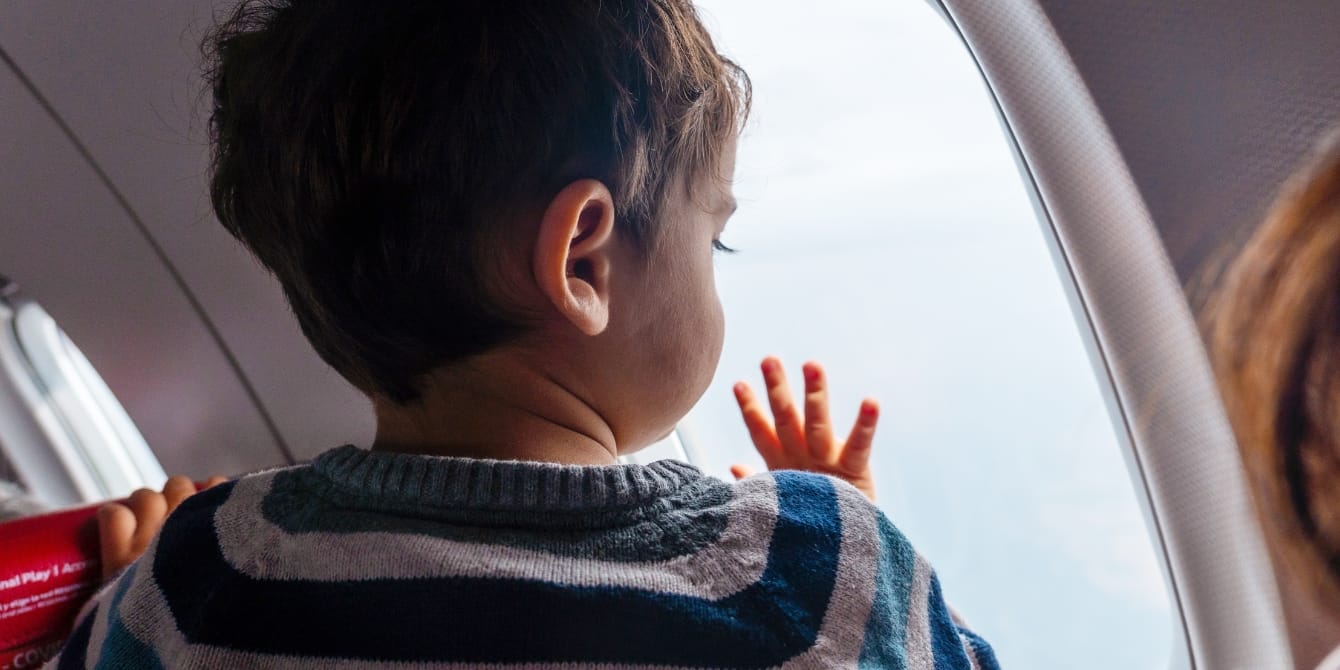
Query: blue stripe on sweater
[
  {"left": 960, "top": 627, "right": 1001, "bottom": 670},
  {"left": 927, "top": 574, "right": 973, "bottom": 670},
  {"left": 858, "top": 512, "right": 917, "bottom": 668},
  {"left": 96, "top": 564, "right": 165, "bottom": 670},
  {"left": 55, "top": 604, "right": 95, "bottom": 670},
  {"left": 152, "top": 472, "right": 843, "bottom": 666}
]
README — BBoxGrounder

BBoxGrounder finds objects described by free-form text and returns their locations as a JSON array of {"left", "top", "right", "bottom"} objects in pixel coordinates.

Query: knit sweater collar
[{"left": 312, "top": 445, "right": 708, "bottom": 513}]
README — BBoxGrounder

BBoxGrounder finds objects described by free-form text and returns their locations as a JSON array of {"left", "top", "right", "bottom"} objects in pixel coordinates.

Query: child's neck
[{"left": 369, "top": 351, "right": 620, "bottom": 465}]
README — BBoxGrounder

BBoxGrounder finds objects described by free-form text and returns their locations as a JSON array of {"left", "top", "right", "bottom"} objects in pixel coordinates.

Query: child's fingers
[
  {"left": 729, "top": 464, "right": 755, "bottom": 480},
  {"left": 162, "top": 475, "right": 196, "bottom": 513},
  {"left": 202, "top": 476, "right": 228, "bottom": 489},
  {"left": 97, "top": 502, "right": 136, "bottom": 580},
  {"left": 839, "top": 398, "right": 880, "bottom": 473},
  {"left": 801, "top": 361, "right": 834, "bottom": 461},
  {"left": 123, "top": 487, "right": 168, "bottom": 553},
  {"left": 760, "top": 357, "right": 807, "bottom": 459},
  {"left": 734, "top": 382, "right": 781, "bottom": 460}
]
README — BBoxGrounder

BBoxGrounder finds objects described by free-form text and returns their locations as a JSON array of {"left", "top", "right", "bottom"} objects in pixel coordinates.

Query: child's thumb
[{"left": 729, "top": 464, "right": 755, "bottom": 480}]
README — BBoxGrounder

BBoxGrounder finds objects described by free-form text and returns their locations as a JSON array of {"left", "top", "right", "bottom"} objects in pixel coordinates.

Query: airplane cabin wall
[
  {"left": 1037, "top": 1, "right": 1340, "bottom": 292},
  {"left": 0, "top": 2, "right": 377, "bottom": 477},
  {"left": 0, "top": 55, "right": 284, "bottom": 478}
]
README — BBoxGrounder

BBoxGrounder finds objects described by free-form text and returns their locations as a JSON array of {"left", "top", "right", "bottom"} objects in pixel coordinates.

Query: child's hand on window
[
  {"left": 97, "top": 475, "right": 227, "bottom": 581},
  {"left": 731, "top": 357, "right": 879, "bottom": 502}
]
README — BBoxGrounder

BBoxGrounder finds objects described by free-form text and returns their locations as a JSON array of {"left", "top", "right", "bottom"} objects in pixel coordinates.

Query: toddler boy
[{"left": 54, "top": 1, "right": 997, "bottom": 667}]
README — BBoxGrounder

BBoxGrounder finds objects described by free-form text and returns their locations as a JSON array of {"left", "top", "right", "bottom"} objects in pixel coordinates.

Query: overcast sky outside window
[{"left": 677, "top": 1, "right": 1176, "bottom": 667}]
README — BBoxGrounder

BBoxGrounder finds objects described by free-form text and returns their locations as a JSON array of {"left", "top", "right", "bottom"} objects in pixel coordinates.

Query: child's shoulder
[
  {"left": 730, "top": 468, "right": 909, "bottom": 561},
  {"left": 165, "top": 463, "right": 296, "bottom": 517},
  {"left": 735, "top": 468, "right": 889, "bottom": 529},
  {"left": 152, "top": 464, "right": 303, "bottom": 557}
]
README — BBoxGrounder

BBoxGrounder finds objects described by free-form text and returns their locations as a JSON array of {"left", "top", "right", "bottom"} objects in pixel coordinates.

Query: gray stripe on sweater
[
  {"left": 76, "top": 580, "right": 116, "bottom": 670},
  {"left": 212, "top": 469, "right": 780, "bottom": 598},
  {"left": 904, "top": 555, "right": 936, "bottom": 670}
]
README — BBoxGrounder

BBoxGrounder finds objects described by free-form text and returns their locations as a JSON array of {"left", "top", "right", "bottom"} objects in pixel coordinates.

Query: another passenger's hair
[
  {"left": 203, "top": 1, "right": 750, "bottom": 402},
  {"left": 1207, "top": 135, "right": 1340, "bottom": 609}
]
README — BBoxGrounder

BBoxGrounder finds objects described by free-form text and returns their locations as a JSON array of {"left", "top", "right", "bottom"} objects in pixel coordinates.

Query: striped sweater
[{"left": 52, "top": 446, "right": 998, "bottom": 669}]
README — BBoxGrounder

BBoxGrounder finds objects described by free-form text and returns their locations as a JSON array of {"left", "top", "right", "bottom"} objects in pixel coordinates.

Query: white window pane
[
  {"left": 5, "top": 300, "right": 165, "bottom": 503},
  {"left": 681, "top": 1, "right": 1176, "bottom": 667}
]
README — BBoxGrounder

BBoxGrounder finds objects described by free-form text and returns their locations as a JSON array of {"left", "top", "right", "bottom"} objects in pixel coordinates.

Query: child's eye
[{"left": 712, "top": 239, "right": 737, "bottom": 254}]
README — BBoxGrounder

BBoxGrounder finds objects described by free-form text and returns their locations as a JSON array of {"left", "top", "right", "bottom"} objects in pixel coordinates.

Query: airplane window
[
  {"left": 681, "top": 1, "right": 1178, "bottom": 667},
  {"left": 3, "top": 299, "right": 165, "bottom": 504}
]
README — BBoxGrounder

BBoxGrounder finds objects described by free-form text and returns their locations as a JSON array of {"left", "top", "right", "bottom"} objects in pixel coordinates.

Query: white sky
[{"left": 680, "top": 1, "right": 1174, "bottom": 666}]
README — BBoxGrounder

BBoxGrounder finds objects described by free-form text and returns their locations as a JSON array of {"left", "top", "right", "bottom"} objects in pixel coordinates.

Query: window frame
[
  {"left": 920, "top": 6, "right": 1194, "bottom": 661},
  {"left": 927, "top": 0, "right": 1291, "bottom": 665},
  {"left": 0, "top": 286, "right": 164, "bottom": 507}
]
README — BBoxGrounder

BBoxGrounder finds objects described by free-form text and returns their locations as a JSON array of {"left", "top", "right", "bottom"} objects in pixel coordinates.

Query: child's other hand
[
  {"left": 98, "top": 475, "right": 226, "bottom": 581},
  {"left": 731, "top": 357, "right": 879, "bottom": 502}
]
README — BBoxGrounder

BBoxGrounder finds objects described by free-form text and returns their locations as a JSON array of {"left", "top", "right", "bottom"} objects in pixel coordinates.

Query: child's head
[{"left": 204, "top": 1, "right": 749, "bottom": 450}]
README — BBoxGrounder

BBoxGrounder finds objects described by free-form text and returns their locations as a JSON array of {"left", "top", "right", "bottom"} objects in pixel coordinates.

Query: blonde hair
[{"left": 1207, "top": 134, "right": 1340, "bottom": 610}]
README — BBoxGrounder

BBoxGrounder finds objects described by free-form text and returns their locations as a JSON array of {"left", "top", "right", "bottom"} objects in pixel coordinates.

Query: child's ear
[{"left": 533, "top": 179, "right": 616, "bottom": 336}]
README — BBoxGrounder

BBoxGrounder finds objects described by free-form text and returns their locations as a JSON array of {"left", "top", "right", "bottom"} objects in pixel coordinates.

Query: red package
[{"left": 0, "top": 503, "right": 103, "bottom": 669}]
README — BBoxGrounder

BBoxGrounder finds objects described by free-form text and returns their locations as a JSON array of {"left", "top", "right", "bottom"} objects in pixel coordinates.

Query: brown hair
[
  {"left": 1206, "top": 134, "right": 1340, "bottom": 608},
  {"left": 204, "top": 0, "right": 750, "bottom": 403}
]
